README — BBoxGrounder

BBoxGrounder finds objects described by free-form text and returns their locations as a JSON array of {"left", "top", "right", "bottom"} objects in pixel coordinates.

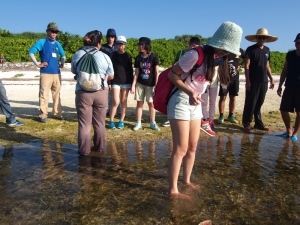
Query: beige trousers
[{"left": 39, "top": 73, "right": 62, "bottom": 118}]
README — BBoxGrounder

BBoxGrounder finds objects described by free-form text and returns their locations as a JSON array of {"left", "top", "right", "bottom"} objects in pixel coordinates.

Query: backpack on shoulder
[
  {"left": 75, "top": 48, "right": 104, "bottom": 92},
  {"left": 153, "top": 46, "right": 204, "bottom": 115}
]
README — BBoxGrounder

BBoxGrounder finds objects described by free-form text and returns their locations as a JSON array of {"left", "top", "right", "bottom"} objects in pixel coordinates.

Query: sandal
[{"left": 277, "top": 132, "right": 290, "bottom": 138}]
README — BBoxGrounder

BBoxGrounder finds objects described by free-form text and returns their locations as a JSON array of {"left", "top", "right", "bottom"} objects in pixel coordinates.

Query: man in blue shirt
[{"left": 28, "top": 22, "right": 66, "bottom": 123}]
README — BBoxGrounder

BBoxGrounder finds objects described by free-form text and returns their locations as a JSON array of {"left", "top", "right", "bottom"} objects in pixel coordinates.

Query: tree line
[{"left": 0, "top": 29, "right": 287, "bottom": 73}]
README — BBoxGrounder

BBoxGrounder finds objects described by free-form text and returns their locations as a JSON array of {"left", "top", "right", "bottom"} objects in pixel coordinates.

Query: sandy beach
[{"left": 0, "top": 68, "right": 281, "bottom": 120}]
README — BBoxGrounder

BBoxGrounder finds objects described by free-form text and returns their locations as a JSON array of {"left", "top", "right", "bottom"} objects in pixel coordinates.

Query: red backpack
[{"left": 153, "top": 46, "right": 204, "bottom": 115}]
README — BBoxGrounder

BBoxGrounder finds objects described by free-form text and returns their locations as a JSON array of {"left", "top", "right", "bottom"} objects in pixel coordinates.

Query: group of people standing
[{"left": 0, "top": 21, "right": 299, "bottom": 199}]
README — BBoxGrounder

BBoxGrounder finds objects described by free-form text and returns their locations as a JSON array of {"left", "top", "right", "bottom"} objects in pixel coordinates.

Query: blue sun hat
[{"left": 206, "top": 21, "right": 242, "bottom": 56}]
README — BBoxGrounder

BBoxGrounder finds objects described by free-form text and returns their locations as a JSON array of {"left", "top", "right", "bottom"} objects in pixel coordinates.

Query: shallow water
[{"left": 0, "top": 133, "right": 300, "bottom": 224}]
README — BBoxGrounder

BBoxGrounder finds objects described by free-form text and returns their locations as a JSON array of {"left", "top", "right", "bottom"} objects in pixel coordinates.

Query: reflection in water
[{"left": 0, "top": 135, "right": 300, "bottom": 224}]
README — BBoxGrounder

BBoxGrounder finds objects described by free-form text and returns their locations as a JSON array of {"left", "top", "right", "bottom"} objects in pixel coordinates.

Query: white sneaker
[{"left": 163, "top": 120, "right": 170, "bottom": 127}]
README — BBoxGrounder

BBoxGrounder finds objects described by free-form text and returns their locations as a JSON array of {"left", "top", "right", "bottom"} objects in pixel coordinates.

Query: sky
[{"left": 0, "top": 0, "right": 298, "bottom": 53}]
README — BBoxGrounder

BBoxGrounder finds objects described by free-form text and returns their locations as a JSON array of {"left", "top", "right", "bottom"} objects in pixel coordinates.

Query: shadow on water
[{"left": 1, "top": 133, "right": 300, "bottom": 224}]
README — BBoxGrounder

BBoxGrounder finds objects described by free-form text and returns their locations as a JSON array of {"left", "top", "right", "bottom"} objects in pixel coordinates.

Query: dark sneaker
[
  {"left": 218, "top": 115, "right": 224, "bottom": 124},
  {"left": 40, "top": 117, "right": 47, "bottom": 123},
  {"left": 163, "top": 120, "right": 170, "bottom": 127},
  {"left": 227, "top": 115, "right": 238, "bottom": 124},
  {"left": 56, "top": 115, "right": 65, "bottom": 120},
  {"left": 7, "top": 120, "right": 24, "bottom": 127}
]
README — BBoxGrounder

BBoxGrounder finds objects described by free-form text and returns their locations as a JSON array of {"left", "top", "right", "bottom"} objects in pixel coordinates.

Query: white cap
[{"left": 116, "top": 36, "right": 127, "bottom": 44}]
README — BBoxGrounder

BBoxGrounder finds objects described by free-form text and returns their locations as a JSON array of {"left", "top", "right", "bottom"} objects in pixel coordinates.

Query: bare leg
[
  {"left": 109, "top": 88, "right": 120, "bottom": 121},
  {"left": 182, "top": 119, "right": 201, "bottom": 190},
  {"left": 229, "top": 95, "right": 236, "bottom": 114},
  {"left": 292, "top": 112, "right": 300, "bottom": 137},
  {"left": 136, "top": 101, "right": 144, "bottom": 121},
  {"left": 281, "top": 110, "right": 293, "bottom": 136},
  {"left": 168, "top": 119, "right": 190, "bottom": 195},
  {"left": 148, "top": 102, "right": 156, "bottom": 122},
  {"left": 219, "top": 96, "right": 226, "bottom": 114},
  {"left": 119, "top": 88, "right": 129, "bottom": 121}
]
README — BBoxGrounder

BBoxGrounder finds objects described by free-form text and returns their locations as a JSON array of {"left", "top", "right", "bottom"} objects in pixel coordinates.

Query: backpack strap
[
  {"left": 166, "top": 47, "right": 204, "bottom": 104},
  {"left": 75, "top": 48, "right": 98, "bottom": 69}
]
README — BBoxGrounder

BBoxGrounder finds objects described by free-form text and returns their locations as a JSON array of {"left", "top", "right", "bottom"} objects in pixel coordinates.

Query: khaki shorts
[{"left": 134, "top": 82, "right": 154, "bottom": 102}]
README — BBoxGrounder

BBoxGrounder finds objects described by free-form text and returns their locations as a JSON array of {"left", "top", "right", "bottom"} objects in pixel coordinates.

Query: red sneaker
[
  {"left": 200, "top": 120, "right": 216, "bottom": 137},
  {"left": 209, "top": 119, "right": 215, "bottom": 128},
  {"left": 244, "top": 126, "right": 251, "bottom": 133}
]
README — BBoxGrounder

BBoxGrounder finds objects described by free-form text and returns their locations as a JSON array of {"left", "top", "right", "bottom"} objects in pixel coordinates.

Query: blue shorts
[
  {"left": 112, "top": 83, "right": 131, "bottom": 89},
  {"left": 167, "top": 90, "right": 202, "bottom": 121}
]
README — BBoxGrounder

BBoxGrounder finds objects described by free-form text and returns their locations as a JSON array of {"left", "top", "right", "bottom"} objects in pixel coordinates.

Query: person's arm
[
  {"left": 168, "top": 62, "right": 202, "bottom": 105},
  {"left": 277, "top": 59, "right": 288, "bottom": 97},
  {"left": 130, "top": 68, "right": 138, "bottom": 94},
  {"left": 28, "top": 39, "right": 48, "bottom": 68},
  {"left": 266, "top": 60, "right": 274, "bottom": 90},
  {"left": 244, "top": 58, "right": 251, "bottom": 91},
  {"left": 105, "top": 54, "right": 114, "bottom": 81}
]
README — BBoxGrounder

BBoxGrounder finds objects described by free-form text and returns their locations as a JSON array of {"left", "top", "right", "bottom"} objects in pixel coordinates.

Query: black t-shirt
[
  {"left": 134, "top": 53, "right": 159, "bottom": 86},
  {"left": 227, "top": 48, "right": 245, "bottom": 81},
  {"left": 111, "top": 51, "right": 134, "bottom": 85},
  {"left": 100, "top": 43, "right": 117, "bottom": 57},
  {"left": 285, "top": 50, "right": 300, "bottom": 88},
  {"left": 245, "top": 44, "right": 270, "bottom": 83}
]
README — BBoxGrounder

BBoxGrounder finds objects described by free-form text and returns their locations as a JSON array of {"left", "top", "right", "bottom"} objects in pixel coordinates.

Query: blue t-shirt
[
  {"left": 71, "top": 46, "right": 114, "bottom": 92},
  {"left": 28, "top": 38, "right": 65, "bottom": 74}
]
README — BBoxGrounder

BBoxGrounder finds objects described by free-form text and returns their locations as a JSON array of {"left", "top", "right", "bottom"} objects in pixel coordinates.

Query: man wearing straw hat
[
  {"left": 242, "top": 28, "right": 277, "bottom": 133},
  {"left": 277, "top": 33, "right": 300, "bottom": 141}
]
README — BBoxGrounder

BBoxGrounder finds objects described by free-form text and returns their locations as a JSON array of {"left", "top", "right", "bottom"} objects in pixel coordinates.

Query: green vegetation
[
  {"left": 14, "top": 73, "right": 24, "bottom": 77},
  {"left": 0, "top": 29, "right": 288, "bottom": 73}
]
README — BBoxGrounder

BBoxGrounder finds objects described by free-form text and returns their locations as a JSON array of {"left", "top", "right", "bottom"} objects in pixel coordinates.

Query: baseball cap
[
  {"left": 294, "top": 33, "right": 300, "bottom": 42},
  {"left": 106, "top": 28, "right": 116, "bottom": 37},
  {"left": 47, "top": 22, "right": 59, "bottom": 31},
  {"left": 138, "top": 37, "right": 151, "bottom": 45},
  {"left": 116, "top": 36, "right": 127, "bottom": 44}
]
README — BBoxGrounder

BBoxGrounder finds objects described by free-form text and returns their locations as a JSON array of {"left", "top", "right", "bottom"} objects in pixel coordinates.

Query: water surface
[{"left": 0, "top": 134, "right": 300, "bottom": 224}]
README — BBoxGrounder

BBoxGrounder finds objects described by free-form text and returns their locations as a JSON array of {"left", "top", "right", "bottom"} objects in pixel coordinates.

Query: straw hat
[
  {"left": 245, "top": 28, "right": 278, "bottom": 42},
  {"left": 206, "top": 21, "right": 242, "bottom": 56}
]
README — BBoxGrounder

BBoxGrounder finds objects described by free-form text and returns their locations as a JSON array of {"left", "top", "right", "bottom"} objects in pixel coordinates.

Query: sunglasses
[
  {"left": 108, "top": 36, "right": 115, "bottom": 38},
  {"left": 257, "top": 36, "right": 267, "bottom": 40},
  {"left": 50, "top": 30, "right": 59, "bottom": 34}
]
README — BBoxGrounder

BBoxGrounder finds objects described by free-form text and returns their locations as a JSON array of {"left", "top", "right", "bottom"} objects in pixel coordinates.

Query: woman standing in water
[{"left": 167, "top": 21, "right": 243, "bottom": 197}]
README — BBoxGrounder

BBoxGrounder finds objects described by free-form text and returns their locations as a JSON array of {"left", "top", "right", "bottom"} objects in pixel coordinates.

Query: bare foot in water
[
  {"left": 169, "top": 192, "right": 191, "bottom": 200},
  {"left": 184, "top": 182, "right": 202, "bottom": 191}
]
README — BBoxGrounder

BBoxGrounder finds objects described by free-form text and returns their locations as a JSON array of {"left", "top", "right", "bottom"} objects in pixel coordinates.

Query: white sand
[{"left": 0, "top": 70, "right": 281, "bottom": 120}]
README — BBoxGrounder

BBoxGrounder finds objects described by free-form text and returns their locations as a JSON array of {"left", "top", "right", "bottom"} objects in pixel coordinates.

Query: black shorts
[
  {"left": 280, "top": 87, "right": 300, "bottom": 112},
  {"left": 219, "top": 79, "right": 239, "bottom": 96}
]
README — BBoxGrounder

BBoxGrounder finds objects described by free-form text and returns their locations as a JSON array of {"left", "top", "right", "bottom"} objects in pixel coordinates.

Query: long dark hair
[
  {"left": 83, "top": 30, "right": 103, "bottom": 47},
  {"left": 203, "top": 45, "right": 230, "bottom": 85}
]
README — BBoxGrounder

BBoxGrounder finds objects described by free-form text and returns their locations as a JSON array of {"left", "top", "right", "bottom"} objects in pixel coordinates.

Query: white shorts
[{"left": 167, "top": 90, "right": 202, "bottom": 120}]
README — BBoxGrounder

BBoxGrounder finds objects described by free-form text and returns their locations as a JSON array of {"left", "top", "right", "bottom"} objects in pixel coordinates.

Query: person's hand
[
  {"left": 130, "top": 86, "right": 135, "bottom": 94},
  {"left": 38, "top": 62, "right": 48, "bottom": 68},
  {"left": 108, "top": 85, "right": 112, "bottom": 91},
  {"left": 189, "top": 91, "right": 203, "bottom": 106},
  {"left": 245, "top": 80, "right": 251, "bottom": 91},
  {"left": 277, "top": 86, "right": 282, "bottom": 97},
  {"left": 269, "top": 80, "right": 275, "bottom": 90},
  {"left": 58, "top": 64, "right": 64, "bottom": 69}
]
